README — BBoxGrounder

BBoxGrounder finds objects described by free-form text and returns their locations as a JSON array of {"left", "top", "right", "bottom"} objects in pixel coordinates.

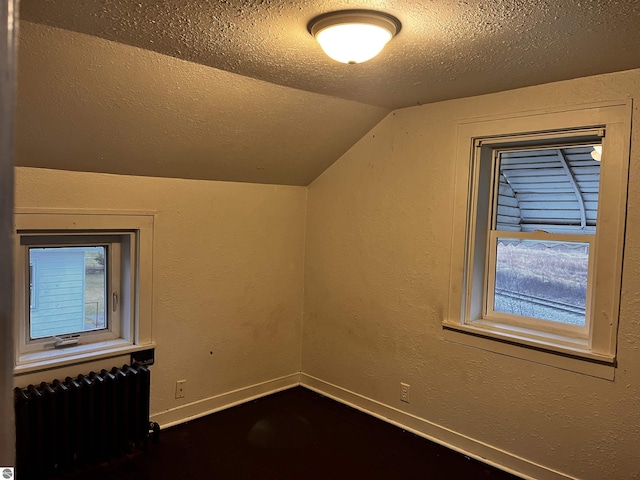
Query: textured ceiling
[
  {"left": 20, "top": 0, "right": 640, "bottom": 109},
  {"left": 16, "top": 1, "right": 640, "bottom": 185}
]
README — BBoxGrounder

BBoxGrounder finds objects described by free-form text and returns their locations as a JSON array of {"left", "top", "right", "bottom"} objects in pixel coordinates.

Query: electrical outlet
[
  {"left": 400, "top": 382, "right": 410, "bottom": 403},
  {"left": 175, "top": 380, "right": 186, "bottom": 399}
]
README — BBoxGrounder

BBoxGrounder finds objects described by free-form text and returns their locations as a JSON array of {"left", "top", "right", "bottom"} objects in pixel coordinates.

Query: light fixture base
[
  {"left": 308, "top": 9, "right": 401, "bottom": 64},
  {"left": 307, "top": 9, "right": 402, "bottom": 37}
]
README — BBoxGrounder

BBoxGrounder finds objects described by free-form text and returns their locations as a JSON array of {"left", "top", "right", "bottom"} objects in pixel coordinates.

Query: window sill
[
  {"left": 14, "top": 340, "right": 156, "bottom": 376},
  {"left": 442, "top": 321, "right": 615, "bottom": 380}
]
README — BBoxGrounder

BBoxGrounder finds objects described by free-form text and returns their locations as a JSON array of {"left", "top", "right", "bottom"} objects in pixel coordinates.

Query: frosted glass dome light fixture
[{"left": 308, "top": 10, "right": 401, "bottom": 64}]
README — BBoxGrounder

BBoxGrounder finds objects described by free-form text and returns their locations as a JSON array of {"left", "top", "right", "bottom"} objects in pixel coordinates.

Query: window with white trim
[
  {"left": 444, "top": 102, "right": 631, "bottom": 378},
  {"left": 14, "top": 211, "right": 154, "bottom": 372}
]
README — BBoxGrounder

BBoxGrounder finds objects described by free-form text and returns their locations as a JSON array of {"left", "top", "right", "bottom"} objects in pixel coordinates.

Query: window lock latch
[{"left": 51, "top": 335, "right": 80, "bottom": 348}]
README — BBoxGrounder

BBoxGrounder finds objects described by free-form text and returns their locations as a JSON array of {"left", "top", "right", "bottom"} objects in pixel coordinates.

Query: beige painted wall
[
  {"left": 303, "top": 69, "right": 640, "bottom": 480},
  {"left": 14, "top": 167, "right": 306, "bottom": 418},
  {"left": 12, "top": 69, "right": 640, "bottom": 479}
]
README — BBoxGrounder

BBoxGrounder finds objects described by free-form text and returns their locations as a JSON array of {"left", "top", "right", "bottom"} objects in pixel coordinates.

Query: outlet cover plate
[
  {"left": 400, "top": 382, "right": 410, "bottom": 403},
  {"left": 175, "top": 380, "right": 186, "bottom": 399}
]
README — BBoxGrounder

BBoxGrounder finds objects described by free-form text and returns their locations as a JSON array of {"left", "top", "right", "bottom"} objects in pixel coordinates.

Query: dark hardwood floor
[{"left": 63, "top": 386, "right": 521, "bottom": 480}]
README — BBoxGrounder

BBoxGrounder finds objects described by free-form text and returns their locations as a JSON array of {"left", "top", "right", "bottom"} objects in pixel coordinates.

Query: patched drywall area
[
  {"left": 14, "top": 167, "right": 306, "bottom": 418},
  {"left": 302, "top": 69, "right": 640, "bottom": 480}
]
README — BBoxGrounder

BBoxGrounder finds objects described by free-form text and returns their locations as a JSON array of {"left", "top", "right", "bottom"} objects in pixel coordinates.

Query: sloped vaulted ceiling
[
  {"left": 16, "top": 0, "right": 640, "bottom": 186},
  {"left": 16, "top": 21, "right": 388, "bottom": 186}
]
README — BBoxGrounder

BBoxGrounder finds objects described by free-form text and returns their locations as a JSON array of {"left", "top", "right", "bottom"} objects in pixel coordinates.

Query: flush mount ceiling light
[{"left": 308, "top": 10, "right": 401, "bottom": 64}]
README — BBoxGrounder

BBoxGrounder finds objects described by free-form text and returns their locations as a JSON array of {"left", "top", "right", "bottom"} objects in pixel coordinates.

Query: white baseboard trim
[
  {"left": 151, "top": 372, "right": 301, "bottom": 429},
  {"left": 300, "top": 373, "right": 576, "bottom": 480},
  {"left": 150, "top": 371, "right": 576, "bottom": 480}
]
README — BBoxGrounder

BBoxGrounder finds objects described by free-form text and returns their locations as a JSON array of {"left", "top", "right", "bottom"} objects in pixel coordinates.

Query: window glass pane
[
  {"left": 493, "top": 239, "right": 588, "bottom": 326},
  {"left": 29, "top": 246, "right": 107, "bottom": 339},
  {"left": 496, "top": 145, "right": 600, "bottom": 235}
]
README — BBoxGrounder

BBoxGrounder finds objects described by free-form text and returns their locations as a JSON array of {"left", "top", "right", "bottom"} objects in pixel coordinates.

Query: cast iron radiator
[{"left": 14, "top": 364, "right": 158, "bottom": 478}]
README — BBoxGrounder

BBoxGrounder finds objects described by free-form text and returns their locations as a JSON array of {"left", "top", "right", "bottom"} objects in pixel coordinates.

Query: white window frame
[
  {"left": 444, "top": 101, "right": 631, "bottom": 379},
  {"left": 477, "top": 139, "right": 600, "bottom": 342},
  {"left": 14, "top": 210, "right": 154, "bottom": 374}
]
